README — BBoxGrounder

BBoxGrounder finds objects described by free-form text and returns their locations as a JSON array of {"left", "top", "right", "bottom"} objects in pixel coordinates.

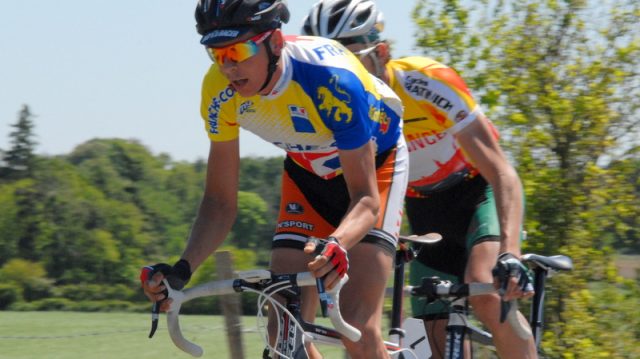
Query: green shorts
[{"left": 405, "top": 176, "right": 523, "bottom": 318}]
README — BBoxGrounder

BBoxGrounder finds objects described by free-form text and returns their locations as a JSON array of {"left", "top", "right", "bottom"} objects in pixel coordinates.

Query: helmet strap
[
  {"left": 259, "top": 33, "right": 279, "bottom": 93},
  {"left": 362, "top": 41, "right": 386, "bottom": 79}
]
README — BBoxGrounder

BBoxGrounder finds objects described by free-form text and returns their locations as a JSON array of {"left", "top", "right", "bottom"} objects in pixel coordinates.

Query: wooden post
[{"left": 215, "top": 251, "right": 245, "bottom": 359}]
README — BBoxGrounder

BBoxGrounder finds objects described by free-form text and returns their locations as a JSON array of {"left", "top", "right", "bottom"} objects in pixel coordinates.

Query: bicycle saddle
[{"left": 522, "top": 254, "right": 574, "bottom": 271}]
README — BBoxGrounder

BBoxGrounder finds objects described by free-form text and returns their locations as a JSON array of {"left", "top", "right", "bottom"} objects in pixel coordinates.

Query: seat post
[{"left": 530, "top": 267, "right": 547, "bottom": 347}]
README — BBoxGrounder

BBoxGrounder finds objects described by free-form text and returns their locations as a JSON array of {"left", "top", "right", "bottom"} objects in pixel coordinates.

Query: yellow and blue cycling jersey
[
  {"left": 200, "top": 35, "right": 403, "bottom": 179},
  {"left": 385, "top": 57, "right": 499, "bottom": 197}
]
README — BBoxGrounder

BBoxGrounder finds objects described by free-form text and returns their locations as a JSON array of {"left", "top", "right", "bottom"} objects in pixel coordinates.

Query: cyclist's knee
[
  {"left": 344, "top": 323, "right": 386, "bottom": 358},
  {"left": 468, "top": 294, "right": 501, "bottom": 328}
]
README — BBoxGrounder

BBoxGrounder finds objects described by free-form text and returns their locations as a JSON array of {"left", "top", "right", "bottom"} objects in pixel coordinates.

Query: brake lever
[
  {"left": 309, "top": 237, "right": 331, "bottom": 318},
  {"left": 149, "top": 289, "right": 168, "bottom": 338},
  {"left": 499, "top": 299, "right": 511, "bottom": 323},
  {"left": 149, "top": 301, "right": 160, "bottom": 338},
  {"left": 492, "top": 260, "right": 512, "bottom": 323},
  {"left": 316, "top": 278, "right": 330, "bottom": 318}
]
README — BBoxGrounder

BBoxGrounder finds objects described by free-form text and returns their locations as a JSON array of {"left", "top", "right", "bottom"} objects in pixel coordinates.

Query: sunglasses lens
[
  {"left": 205, "top": 30, "right": 273, "bottom": 64},
  {"left": 208, "top": 42, "right": 259, "bottom": 64}
]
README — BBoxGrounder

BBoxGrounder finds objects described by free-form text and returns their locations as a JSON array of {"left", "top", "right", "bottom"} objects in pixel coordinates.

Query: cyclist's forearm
[
  {"left": 333, "top": 142, "right": 380, "bottom": 250},
  {"left": 181, "top": 197, "right": 237, "bottom": 271},
  {"left": 492, "top": 168, "right": 524, "bottom": 256},
  {"left": 331, "top": 195, "right": 379, "bottom": 250}
]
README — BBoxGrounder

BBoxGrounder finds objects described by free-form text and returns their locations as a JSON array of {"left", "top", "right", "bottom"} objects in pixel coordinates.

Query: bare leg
[
  {"left": 269, "top": 248, "right": 323, "bottom": 359},
  {"left": 339, "top": 242, "right": 393, "bottom": 359},
  {"left": 466, "top": 242, "right": 538, "bottom": 359},
  {"left": 421, "top": 318, "right": 471, "bottom": 359}
]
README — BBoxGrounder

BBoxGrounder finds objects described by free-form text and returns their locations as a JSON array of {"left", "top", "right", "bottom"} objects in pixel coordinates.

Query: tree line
[{"left": 0, "top": 106, "right": 284, "bottom": 313}]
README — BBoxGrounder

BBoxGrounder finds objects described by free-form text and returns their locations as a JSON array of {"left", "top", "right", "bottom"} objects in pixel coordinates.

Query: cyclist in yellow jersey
[
  {"left": 140, "top": 1, "right": 409, "bottom": 358},
  {"left": 303, "top": 1, "right": 537, "bottom": 358}
]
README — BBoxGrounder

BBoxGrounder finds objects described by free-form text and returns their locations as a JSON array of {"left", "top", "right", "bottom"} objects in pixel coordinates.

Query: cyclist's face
[
  {"left": 345, "top": 43, "right": 378, "bottom": 74},
  {"left": 210, "top": 31, "right": 274, "bottom": 97}
]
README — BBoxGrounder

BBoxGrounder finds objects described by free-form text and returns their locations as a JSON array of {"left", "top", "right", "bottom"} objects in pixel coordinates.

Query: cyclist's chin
[{"left": 231, "top": 79, "right": 258, "bottom": 97}]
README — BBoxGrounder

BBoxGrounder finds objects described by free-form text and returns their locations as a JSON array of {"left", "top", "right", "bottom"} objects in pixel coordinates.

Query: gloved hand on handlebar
[
  {"left": 140, "top": 259, "right": 192, "bottom": 303},
  {"left": 492, "top": 252, "right": 534, "bottom": 300},
  {"left": 140, "top": 259, "right": 191, "bottom": 338},
  {"left": 305, "top": 236, "right": 349, "bottom": 290}
]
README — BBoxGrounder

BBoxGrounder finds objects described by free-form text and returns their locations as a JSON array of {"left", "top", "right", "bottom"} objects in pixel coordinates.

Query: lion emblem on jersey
[{"left": 317, "top": 75, "right": 352, "bottom": 124}]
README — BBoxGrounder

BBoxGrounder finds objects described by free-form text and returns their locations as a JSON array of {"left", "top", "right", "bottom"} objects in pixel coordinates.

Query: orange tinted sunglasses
[{"left": 205, "top": 30, "right": 274, "bottom": 64}]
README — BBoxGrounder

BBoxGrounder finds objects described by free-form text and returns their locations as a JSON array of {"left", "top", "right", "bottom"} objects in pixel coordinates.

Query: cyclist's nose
[{"left": 220, "top": 58, "right": 239, "bottom": 71}]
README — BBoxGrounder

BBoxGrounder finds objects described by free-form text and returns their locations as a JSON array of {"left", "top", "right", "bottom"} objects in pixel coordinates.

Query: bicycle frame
[
  {"left": 156, "top": 233, "right": 441, "bottom": 358},
  {"left": 388, "top": 242, "right": 432, "bottom": 359},
  {"left": 162, "top": 268, "right": 429, "bottom": 358},
  {"left": 164, "top": 270, "right": 360, "bottom": 358},
  {"left": 407, "top": 253, "right": 573, "bottom": 359}
]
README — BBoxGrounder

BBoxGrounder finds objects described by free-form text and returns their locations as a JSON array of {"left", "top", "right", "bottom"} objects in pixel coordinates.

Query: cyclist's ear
[
  {"left": 375, "top": 41, "right": 391, "bottom": 64},
  {"left": 269, "top": 29, "right": 285, "bottom": 55}
]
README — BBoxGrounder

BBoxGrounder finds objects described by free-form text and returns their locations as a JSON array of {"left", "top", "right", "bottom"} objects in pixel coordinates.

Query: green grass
[{"left": 0, "top": 311, "right": 347, "bottom": 359}]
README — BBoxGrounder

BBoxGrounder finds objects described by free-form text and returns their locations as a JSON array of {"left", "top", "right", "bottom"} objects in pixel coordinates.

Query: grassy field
[{"left": 0, "top": 311, "right": 347, "bottom": 359}]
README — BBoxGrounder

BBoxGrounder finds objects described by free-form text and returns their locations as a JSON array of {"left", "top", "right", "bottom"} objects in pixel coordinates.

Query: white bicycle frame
[{"left": 162, "top": 269, "right": 429, "bottom": 358}]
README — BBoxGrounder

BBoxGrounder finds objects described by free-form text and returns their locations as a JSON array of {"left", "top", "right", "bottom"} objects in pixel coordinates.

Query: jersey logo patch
[
  {"left": 285, "top": 202, "right": 304, "bottom": 214},
  {"left": 317, "top": 75, "right": 352, "bottom": 124},
  {"left": 288, "top": 105, "right": 315, "bottom": 133},
  {"left": 239, "top": 101, "right": 255, "bottom": 115}
]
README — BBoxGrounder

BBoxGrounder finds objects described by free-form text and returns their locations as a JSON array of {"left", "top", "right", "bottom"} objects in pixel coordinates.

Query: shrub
[
  {"left": 0, "top": 283, "right": 21, "bottom": 309},
  {"left": 54, "top": 283, "right": 138, "bottom": 301}
]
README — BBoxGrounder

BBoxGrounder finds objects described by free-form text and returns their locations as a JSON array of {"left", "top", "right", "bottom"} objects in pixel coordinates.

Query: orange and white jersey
[
  {"left": 200, "top": 35, "right": 403, "bottom": 179},
  {"left": 386, "top": 56, "right": 498, "bottom": 197}
]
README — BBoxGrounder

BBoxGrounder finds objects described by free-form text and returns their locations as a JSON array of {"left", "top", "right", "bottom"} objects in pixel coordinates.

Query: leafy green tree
[
  {"left": 0, "top": 258, "right": 53, "bottom": 301},
  {"left": 228, "top": 191, "right": 270, "bottom": 251},
  {"left": 1, "top": 105, "right": 38, "bottom": 180},
  {"left": 239, "top": 157, "right": 284, "bottom": 217},
  {"left": 0, "top": 183, "right": 20, "bottom": 264},
  {"left": 413, "top": 0, "right": 640, "bottom": 356}
]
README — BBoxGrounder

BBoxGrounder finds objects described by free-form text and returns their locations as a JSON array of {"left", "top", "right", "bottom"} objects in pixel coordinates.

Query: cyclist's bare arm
[
  {"left": 141, "top": 140, "right": 240, "bottom": 311},
  {"left": 455, "top": 116, "right": 529, "bottom": 301},
  {"left": 182, "top": 140, "right": 240, "bottom": 269},
  {"left": 331, "top": 140, "right": 380, "bottom": 249},
  {"left": 305, "top": 140, "right": 380, "bottom": 289},
  {"left": 455, "top": 116, "right": 523, "bottom": 256}
]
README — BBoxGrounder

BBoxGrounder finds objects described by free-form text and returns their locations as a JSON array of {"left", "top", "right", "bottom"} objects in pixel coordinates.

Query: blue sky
[{"left": 0, "top": 1, "right": 418, "bottom": 161}]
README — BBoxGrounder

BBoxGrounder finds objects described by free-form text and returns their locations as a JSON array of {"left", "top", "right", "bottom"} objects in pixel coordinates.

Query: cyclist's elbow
[
  {"left": 199, "top": 195, "right": 238, "bottom": 221},
  {"left": 364, "top": 196, "right": 380, "bottom": 221}
]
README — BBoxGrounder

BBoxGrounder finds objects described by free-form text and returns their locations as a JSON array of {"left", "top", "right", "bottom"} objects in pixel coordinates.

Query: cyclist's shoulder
[
  {"left": 283, "top": 35, "right": 350, "bottom": 64},
  {"left": 389, "top": 56, "right": 465, "bottom": 81},
  {"left": 388, "top": 56, "right": 472, "bottom": 98},
  {"left": 283, "top": 35, "right": 375, "bottom": 87},
  {"left": 388, "top": 56, "right": 448, "bottom": 71}
]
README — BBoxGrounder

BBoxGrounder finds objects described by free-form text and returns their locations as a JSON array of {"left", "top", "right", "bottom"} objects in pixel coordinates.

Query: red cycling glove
[{"left": 310, "top": 236, "right": 349, "bottom": 277}]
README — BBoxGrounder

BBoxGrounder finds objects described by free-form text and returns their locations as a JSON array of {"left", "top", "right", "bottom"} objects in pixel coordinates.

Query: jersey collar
[{"left": 263, "top": 44, "right": 292, "bottom": 99}]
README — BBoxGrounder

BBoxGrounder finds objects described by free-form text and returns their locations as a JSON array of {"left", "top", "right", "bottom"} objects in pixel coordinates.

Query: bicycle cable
[{"left": 244, "top": 281, "right": 310, "bottom": 359}]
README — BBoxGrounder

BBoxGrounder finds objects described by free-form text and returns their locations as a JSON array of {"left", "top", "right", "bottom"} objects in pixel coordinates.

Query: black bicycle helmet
[{"left": 196, "top": 0, "right": 290, "bottom": 46}]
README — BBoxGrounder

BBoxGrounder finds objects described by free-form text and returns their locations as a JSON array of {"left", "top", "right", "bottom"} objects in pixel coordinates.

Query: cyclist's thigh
[
  {"left": 464, "top": 183, "right": 501, "bottom": 281},
  {"left": 464, "top": 183, "right": 525, "bottom": 281},
  {"left": 406, "top": 176, "right": 491, "bottom": 317},
  {"left": 337, "top": 141, "right": 408, "bottom": 321},
  {"left": 409, "top": 260, "right": 460, "bottom": 318},
  {"left": 270, "top": 247, "right": 312, "bottom": 273},
  {"left": 464, "top": 182, "right": 501, "bottom": 250},
  {"left": 271, "top": 160, "right": 338, "bottom": 250}
]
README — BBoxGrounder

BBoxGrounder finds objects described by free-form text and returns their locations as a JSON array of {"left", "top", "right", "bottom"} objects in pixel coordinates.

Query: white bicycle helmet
[{"left": 302, "top": 0, "right": 384, "bottom": 43}]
